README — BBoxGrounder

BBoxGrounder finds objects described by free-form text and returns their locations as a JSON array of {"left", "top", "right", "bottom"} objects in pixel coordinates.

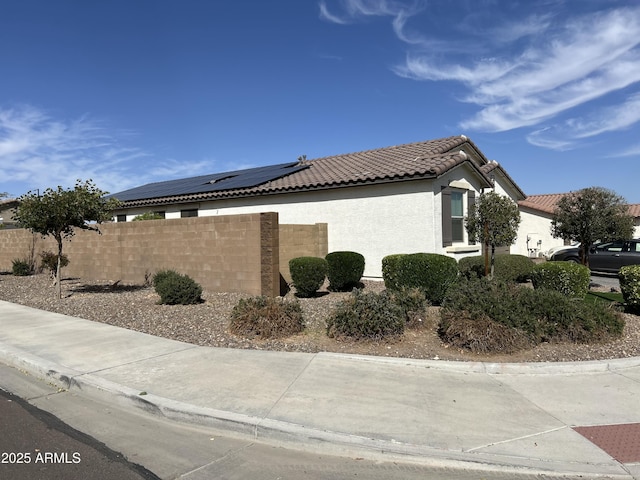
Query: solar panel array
[{"left": 112, "top": 162, "right": 309, "bottom": 202}]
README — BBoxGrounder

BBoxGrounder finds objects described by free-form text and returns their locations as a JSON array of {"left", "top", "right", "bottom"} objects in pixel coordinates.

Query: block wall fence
[{"left": 0, "top": 213, "right": 328, "bottom": 297}]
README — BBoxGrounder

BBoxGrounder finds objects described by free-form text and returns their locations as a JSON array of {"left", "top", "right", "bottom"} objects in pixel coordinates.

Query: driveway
[{"left": 590, "top": 272, "right": 620, "bottom": 291}]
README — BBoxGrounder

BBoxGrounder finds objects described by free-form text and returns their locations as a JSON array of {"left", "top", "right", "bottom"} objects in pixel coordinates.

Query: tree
[
  {"left": 465, "top": 191, "right": 521, "bottom": 278},
  {"left": 551, "top": 187, "right": 634, "bottom": 267},
  {"left": 13, "top": 180, "right": 121, "bottom": 298}
]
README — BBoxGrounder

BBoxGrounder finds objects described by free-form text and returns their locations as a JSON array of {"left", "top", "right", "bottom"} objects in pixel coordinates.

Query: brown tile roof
[
  {"left": 116, "top": 135, "right": 520, "bottom": 208},
  {"left": 518, "top": 193, "right": 566, "bottom": 214},
  {"left": 520, "top": 193, "right": 640, "bottom": 218}
]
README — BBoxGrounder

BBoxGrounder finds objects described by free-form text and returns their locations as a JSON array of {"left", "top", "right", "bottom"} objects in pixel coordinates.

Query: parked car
[
  {"left": 543, "top": 242, "right": 580, "bottom": 260},
  {"left": 550, "top": 239, "right": 640, "bottom": 273}
]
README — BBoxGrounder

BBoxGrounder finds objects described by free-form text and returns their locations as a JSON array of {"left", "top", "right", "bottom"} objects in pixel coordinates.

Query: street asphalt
[{"left": 1, "top": 299, "right": 639, "bottom": 479}]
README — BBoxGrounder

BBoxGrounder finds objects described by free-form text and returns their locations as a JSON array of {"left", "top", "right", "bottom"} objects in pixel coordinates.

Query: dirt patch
[{"left": 1, "top": 274, "right": 638, "bottom": 363}]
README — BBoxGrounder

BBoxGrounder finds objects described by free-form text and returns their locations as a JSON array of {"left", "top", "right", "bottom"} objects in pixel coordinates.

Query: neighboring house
[
  {"left": 111, "top": 135, "right": 527, "bottom": 278},
  {"left": 0, "top": 198, "right": 19, "bottom": 229},
  {"left": 518, "top": 194, "right": 640, "bottom": 258}
]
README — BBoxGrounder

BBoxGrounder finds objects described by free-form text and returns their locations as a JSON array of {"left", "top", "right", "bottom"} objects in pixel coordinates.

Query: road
[
  {"left": 0, "top": 387, "right": 158, "bottom": 480},
  {"left": 0, "top": 363, "right": 590, "bottom": 480}
]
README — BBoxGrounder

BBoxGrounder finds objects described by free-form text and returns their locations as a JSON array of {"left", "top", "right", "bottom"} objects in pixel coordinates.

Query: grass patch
[{"left": 586, "top": 291, "right": 624, "bottom": 305}]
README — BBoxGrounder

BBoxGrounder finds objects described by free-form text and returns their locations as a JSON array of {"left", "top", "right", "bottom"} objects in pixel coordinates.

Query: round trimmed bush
[
  {"left": 619, "top": 265, "right": 640, "bottom": 313},
  {"left": 530, "top": 262, "right": 590, "bottom": 298},
  {"left": 325, "top": 251, "right": 365, "bottom": 291},
  {"left": 458, "top": 254, "right": 534, "bottom": 283},
  {"left": 153, "top": 269, "right": 203, "bottom": 305},
  {"left": 395, "top": 253, "right": 458, "bottom": 305},
  {"left": 326, "top": 289, "right": 404, "bottom": 340},
  {"left": 229, "top": 296, "right": 304, "bottom": 339},
  {"left": 289, "top": 256, "right": 328, "bottom": 297},
  {"left": 381, "top": 254, "right": 406, "bottom": 291}
]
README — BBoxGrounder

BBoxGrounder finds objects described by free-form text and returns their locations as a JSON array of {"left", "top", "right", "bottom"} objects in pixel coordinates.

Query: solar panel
[{"left": 111, "top": 162, "right": 309, "bottom": 202}]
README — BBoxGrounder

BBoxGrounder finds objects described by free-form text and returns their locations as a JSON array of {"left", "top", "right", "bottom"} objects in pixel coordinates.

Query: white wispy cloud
[
  {"left": 0, "top": 105, "right": 211, "bottom": 196},
  {"left": 323, "top": 1, "right": 640, "bottom": 149},
  {"left": 319, "top": 0, "right": 427, "bottom": 44},
  {"left": 527, "top": 93, "right": 640, "bottom": 150}
]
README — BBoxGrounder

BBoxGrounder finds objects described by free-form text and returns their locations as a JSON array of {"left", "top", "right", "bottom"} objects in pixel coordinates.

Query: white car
[{"left": 543, "top": 242, "right": 580, "bottom": 260}]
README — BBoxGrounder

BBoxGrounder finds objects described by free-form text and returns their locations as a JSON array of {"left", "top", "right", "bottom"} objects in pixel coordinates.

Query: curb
[
  {"left": 0, "top": 342, "right": 634, "bottom": 479},
  {"left": 317, "top": 351, "right": 640, "bottom": 375}
]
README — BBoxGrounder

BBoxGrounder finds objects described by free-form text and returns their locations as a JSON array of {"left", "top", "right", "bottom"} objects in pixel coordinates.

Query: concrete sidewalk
[{"left": 1, "top": 299, "right": 639, "bottom": 478}]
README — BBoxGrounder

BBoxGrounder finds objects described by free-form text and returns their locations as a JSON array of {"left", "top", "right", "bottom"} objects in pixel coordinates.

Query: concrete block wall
[
  {"left": 0, "top": 213, "right": 280, "bottom": 297},
  {"left": 0, "top": 213, "right": 328, "bottom": 297},
  {"left": 278, "top": 223, "right": 328, "bottom": 284}
]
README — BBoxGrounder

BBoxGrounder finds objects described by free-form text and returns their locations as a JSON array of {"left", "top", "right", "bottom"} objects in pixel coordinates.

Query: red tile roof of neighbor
[
  {"left": 115, "top": 135, "right": 525, "bottom": 207},
  {"left": 520, "top": 193, "right": 640, "bottom": 217}
]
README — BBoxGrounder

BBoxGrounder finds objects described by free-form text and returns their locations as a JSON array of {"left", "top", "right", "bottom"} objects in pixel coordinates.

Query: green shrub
[
  {"left": 325, "top": 251, "right": 365, "bottom": 291},
  {"left": 458, "top": 254, "right": 534, "bottom": 283},
  {"left": 394, "top": 253, "right": 458, "bottom": 305},
  {"left": 381, "top": 254, "right": 406, "bottom": 291},
  {"left": 289, "top": 256, "right": 328, "bottom": 297},
  {"left": 153, "top": 270, "right": 203, "bottom": 305},
  {"left": 440, "top": 278, "right": 624, "bottom": 352},
  {"left": 386, "top": 287, "right": 431, "bottom": 327},
  {"left": 619, "top": 265, "right": 640, "bottom": 313},
  {"left": 229, "top": 296, "right": 304, "bottom": 339},
  {"left": 39, "top": 251, "right": 70, "bottom": 276},
  {"left": 12, "top": 258, "right": 34, "bottom": 276},
  {"left": 458, "top": 256, "right": 485, "bottom": 280},
  {"left": 530, "top": 262, "right": 590, "bottom": 298},
  {"left": 326, "top": 289, "right": 405, "bottom": 340}
]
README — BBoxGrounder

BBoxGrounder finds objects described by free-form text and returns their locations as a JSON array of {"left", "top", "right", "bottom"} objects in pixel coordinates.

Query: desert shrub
[
  {"left": 381, "top": 254, "right": 407, "bottom": 291},
  {"left": 325, "top": 251, "right": 365, "bottom": 291},
  {"left": 289, "top": 256, "right": 328, "bottom": 297},
  {"left": 394, "top": 253, "right": 458, "bottom": 305},
  {"left": 39, "top": 251, "right": 69, "bottom": 276},
  {"left": 12, "top": 258, "right": 34, "bottom": 276},
  {"left": 619, "top": 265, "right": 640, "bottom": 313},
  {"left": 530, "top": 262, "right": 590, "bottom": 298},
  {"left": 326, "top": 289, "right": 405, "bottom": 340},
  {"left": 440, "top": 278, "right": 624, "bottom": 352},
  {"left": 152, "top": 269, "right": 175, "bottom": 287},
  {"left": 229, "top": 296, "right": 304, "bottom": 339},
  {"left": 152, "top": 269, "right": 203, "bottom": 305},
  {"left": 386, "top": 287, "right": 431, "bottom": 327},
  {"left": 439, "top": 314, "right": 534, "bottom": 354},
  {"left": 458, "top": 254, "right": 534, "bottom": 283}
]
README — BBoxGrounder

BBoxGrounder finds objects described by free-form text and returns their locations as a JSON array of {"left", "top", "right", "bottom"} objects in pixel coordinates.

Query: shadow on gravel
[{"left": 71, "top": 282, "right": 149, "bottom": 294}]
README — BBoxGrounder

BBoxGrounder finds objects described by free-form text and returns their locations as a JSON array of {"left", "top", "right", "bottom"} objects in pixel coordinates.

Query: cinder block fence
[{"left": 0, "top": 212, "right": 327, "bottom": 297}]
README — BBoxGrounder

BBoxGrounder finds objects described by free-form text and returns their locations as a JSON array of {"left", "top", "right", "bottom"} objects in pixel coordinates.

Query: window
[
  {"left": 596, "top": 240, "right": 624, "bottom": 252},
  {"left": 180, "top": 209, "right": 198, "bottom": 218},
  {"left": 153, "top": 211, "right": 166, "bottom": 219},
  {"left": 116, "top": 214, "right": 126, "bottom": 223},
  {"left": 442, "top": 187, "right": 474, "bottom": 247},
  {"left": 451, "top": 191, "right": 464, "bottom": 243}
]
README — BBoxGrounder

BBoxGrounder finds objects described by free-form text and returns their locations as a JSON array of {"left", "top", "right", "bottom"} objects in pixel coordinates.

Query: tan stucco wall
[{"left": 0, "top": 213, "right": 282, "bottom": 296}]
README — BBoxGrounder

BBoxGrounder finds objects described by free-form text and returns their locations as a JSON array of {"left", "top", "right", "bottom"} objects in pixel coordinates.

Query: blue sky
[{"left": 1, "top": 0, "right": 639, "bottom": 203}]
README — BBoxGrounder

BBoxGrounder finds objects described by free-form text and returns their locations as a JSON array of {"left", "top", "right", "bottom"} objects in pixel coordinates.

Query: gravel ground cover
[{"left": 1, "top": 273, "right": 638, "bottom": 363}]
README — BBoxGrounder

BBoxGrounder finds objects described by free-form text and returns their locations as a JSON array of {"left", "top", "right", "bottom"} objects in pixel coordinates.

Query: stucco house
[
  {"left": 111, "top": 135, "right": 528, "bottom": 279},
  {"left": 518, "top": 194, "right": 640, "bottom": 257}
]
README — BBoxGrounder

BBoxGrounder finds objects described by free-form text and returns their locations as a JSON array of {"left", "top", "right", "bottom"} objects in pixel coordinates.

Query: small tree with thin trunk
[
  {"left": 551, "top": 187, "right": 634, "bottom": 267},
  {"left": 13, "top": 180, "right": 121, "bottom": 298},
  {"left": 465, "top": 191, "right": 521, "bottom": 279}
]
